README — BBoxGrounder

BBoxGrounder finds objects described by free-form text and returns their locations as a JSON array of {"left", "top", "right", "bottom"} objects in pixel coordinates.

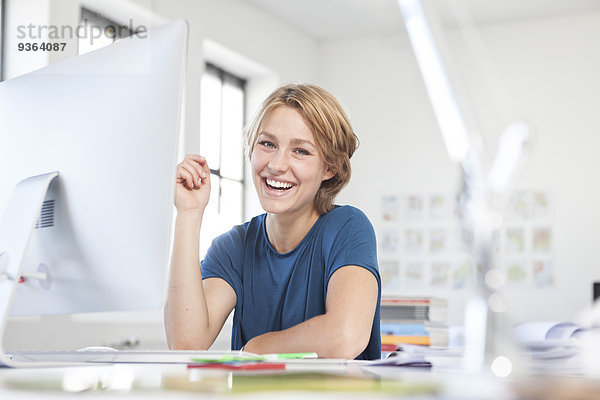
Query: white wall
[{"left": 319, "top": 11, "right": 600, "bottom": 324}]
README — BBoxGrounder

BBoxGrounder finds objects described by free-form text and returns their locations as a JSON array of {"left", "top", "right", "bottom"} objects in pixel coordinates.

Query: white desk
[
  {"left": 2, "top": 359, "right": 588, "bottom": 399},
  {"left": 0, "top": 361, "right": 466, "bottom": 399},
  {"left": 2, "top": 352, "right": 600, "bottom": 399}
]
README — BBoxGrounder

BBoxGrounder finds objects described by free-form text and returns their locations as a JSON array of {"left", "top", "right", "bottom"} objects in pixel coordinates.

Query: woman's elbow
[
  {"left": 167, "top": 335, "right": 212, "bottom": 351},
  {"left": 168, "top": 341, "right": 211, "bottom": 351},
  {"left": 331, "top": 329, "right": 371, "bottom": 360}
]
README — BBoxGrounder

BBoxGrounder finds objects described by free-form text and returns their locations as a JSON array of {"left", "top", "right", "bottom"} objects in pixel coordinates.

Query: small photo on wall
[
  {"left": 404, "top": 229, "right": 424, "bottom": 255},
  {"left": 405, "top": 262, "right": 425, "bottom": 287},
  {"left": 452, "top": 259, "right": 473, "bottom": 289},
  {"left": 430, "top": 262, "right": 450, "bottom": 287},
  {"left": 507, "top": 191, "right": 529, "bottom": 221},
  {"left": 505, "top": 227, "right": 525, "bottom": 254},
  {"left": 382, "top": 195, "right": 400, "bottom": 222},
  {"left": 379, "top": 260, "right": 400, "bottom": 292},
  {"left": 429, "top": 228, "right": 448, "bottom": 254},
  {"left": 505, "top": 259, "right": 528, "bottom": 286},
  {"left": 428, "top": 194, "right": 449, "bottom": 220},
  {"left": 380, "top": 228, "right": 400, "bottom": 255},
  {"left": 531, "top": 191, "right": 551, "bottom": 219},
  {"left": 532, "top": 260, "right": 554, "bottom": 288},
  {"left": 532, "top": 227, "right": 552, "bottom": 253},
  {"left": 405, "top": 195, "right": 425, "bottom": 221}
]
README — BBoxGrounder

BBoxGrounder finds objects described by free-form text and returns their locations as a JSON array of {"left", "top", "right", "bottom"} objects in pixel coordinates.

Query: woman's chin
[{"left": 260, "top": 202, "right": 287, "bottom": 215}]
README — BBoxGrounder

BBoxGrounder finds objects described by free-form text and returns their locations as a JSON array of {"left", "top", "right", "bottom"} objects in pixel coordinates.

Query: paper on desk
[
  {"left": 512, "top": 321, "right": 585, "bottom": 363},
  {"left": 366, "top": 352, "right": 431, "bottom": 367},
  {"left": 513, "top": 321, "right": 585, "bottom": 342},
  {"left": 393, "top": 344, "right": 462, "bottom": 357}
]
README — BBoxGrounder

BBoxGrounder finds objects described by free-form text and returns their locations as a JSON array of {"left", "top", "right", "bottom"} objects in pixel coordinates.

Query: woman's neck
[{"left": 265, "top": 207, "right": 321, "bottom": 254}]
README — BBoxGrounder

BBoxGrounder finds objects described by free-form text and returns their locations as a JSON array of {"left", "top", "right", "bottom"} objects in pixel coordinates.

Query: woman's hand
[{"left": 175, "top": 154, "right": 211, "bottom": 212}]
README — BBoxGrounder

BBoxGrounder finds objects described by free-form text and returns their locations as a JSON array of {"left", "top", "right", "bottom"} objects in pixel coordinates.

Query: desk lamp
[{"left": 398, "top": 0, "right": 531, "bottom": 379}]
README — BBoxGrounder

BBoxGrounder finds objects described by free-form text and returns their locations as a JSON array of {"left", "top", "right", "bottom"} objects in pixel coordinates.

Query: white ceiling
[{"left": 245, "top": 0, "right": 600, "bottom": 41}]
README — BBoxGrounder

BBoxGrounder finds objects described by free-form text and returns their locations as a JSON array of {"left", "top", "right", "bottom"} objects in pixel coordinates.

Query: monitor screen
[{"left": 0, "top": 20, "right": 187, "bottom": 317}]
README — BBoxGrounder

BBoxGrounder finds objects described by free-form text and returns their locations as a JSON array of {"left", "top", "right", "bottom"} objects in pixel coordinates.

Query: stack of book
[{"left": 380, "top": 296, "right": 449, "bottom": 351}]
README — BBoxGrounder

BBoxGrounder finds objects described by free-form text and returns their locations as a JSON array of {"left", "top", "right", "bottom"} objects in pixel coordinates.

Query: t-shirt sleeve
[
  {"left": 200, "top": 225, "right": 245, "bottom": 301},
  {"left": 326, "top": 208, "right": 380, "bottom": 286}
]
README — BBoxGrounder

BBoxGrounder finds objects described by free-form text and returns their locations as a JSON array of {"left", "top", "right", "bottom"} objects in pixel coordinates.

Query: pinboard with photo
[{"left": 377, "top": 190, "right": 554, "bottom": 294}]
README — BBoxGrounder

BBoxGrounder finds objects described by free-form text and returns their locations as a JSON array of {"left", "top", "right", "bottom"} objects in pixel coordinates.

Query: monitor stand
[{"left": 0, "top": 172, "right": 59, "bottom": 367}]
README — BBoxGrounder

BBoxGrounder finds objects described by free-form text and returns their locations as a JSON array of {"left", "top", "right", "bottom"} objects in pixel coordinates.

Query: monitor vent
[{"left": 35, "top": 199, "right": 55, "bottom": 229}]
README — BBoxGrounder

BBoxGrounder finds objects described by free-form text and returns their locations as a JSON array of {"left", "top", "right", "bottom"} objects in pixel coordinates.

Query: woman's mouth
[{"left": 265, "top": 178, "right": 294, "bottom": 191}]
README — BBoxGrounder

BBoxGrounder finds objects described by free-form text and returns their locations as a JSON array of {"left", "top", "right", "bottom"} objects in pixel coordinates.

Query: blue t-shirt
[{"left": 200, "top": 205, "right": 381, "bottom": 360}]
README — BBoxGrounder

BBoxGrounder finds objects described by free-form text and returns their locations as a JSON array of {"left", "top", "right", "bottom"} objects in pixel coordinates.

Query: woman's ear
[{"left": 323, "top": 166, "right": 336, "bottom": 182}]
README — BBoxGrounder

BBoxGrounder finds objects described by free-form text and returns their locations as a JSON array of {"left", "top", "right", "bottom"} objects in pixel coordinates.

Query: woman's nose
[{"left": 267, "top": 150, "right": 288, "bottom": 173}]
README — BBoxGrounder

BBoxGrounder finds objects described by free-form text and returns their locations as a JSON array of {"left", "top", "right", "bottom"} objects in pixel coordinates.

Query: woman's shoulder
[
  {"left": 212, "top": 214, "right": 265, "bottom": 248},
  {"left": 324, "top": 205, "right": 372, "bottom": 224},
  {"left": 317, "top": 206, "right": 377, "bottom": 256},
  {"left": 319, "top": 205, "right": 374, "bottom": 233}
]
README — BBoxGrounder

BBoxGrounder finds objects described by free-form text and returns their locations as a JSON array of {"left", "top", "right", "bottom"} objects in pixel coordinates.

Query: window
[
  {"left": 199, "top": 64, "right": 246, "bottom": 257},
  {"left": 78, "top": 8, "right": 133, "bottom": 55},
  {"left": 0, "top": 0, "right": 5, "bottom": 81}
]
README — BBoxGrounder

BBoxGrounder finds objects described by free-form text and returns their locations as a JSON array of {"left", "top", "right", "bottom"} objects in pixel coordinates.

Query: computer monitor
[{"left": 0, "top": 20, "right": 188, "bottom": 364}]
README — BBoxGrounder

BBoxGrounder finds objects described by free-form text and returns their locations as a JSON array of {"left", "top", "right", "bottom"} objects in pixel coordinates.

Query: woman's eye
[
  {"left": 259, "top": 141, "right": 275, "bottom": 148},
  {"left": 295, "top": 149, "right": 310, "bottom": 156}
]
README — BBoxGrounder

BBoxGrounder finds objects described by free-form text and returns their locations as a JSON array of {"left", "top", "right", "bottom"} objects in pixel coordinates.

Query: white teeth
[{"left": 266, "top": 178, "right": 293, "bottom": 189}]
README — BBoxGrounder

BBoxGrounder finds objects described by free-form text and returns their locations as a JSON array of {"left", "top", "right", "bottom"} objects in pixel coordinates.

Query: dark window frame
[
  {"left": 78, "top": 7, "right": 139, "bottom": 54},
  {"left": 81, "top": 8, "right": 133, "bottom": 37},
  {"left": 203, "top": 62, "right": 247, "bottom": 218}
]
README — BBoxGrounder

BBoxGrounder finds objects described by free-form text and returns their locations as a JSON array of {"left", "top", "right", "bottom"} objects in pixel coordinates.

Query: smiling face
[{"left": 251, "top": 106, "right": 334, "bottom": 218}]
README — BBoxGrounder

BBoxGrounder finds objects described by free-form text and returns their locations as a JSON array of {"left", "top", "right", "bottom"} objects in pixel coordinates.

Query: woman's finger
[
  {"left": 187, "top": 159, "right": 208, "bottom": 181},
  {"left": 180, "top": 162, "right": 201, "bottom": 188},
  {"left": 186, "top": 154, "right": 206, "bottom": 163},
  {"left": 185, "top": 155, "right": 210, "bottom": 175},
  {"left": 177, "top": 166, "right": 195, "bottom": 189}
]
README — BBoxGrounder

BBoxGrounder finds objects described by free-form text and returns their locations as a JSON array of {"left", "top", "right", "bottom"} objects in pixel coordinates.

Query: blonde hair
[{"left": 245, "top": 84, "right": 359, "bottom": 215}]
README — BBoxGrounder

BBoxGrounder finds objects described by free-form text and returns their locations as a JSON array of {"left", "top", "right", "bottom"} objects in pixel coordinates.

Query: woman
[{"left": 165, "top": 84, "right": 380, "bottom": 360}]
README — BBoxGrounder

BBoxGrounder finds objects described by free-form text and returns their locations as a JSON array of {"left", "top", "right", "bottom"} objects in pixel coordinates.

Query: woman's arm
[
  {"left": 243, "top": 265, "right": 378, "bottom": 359},
  {"left": 164, "top": 155, "right": 236, "bottom": 350},
  {"left": 164, "top": 212, "right": 236, "bottom": 349}
]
